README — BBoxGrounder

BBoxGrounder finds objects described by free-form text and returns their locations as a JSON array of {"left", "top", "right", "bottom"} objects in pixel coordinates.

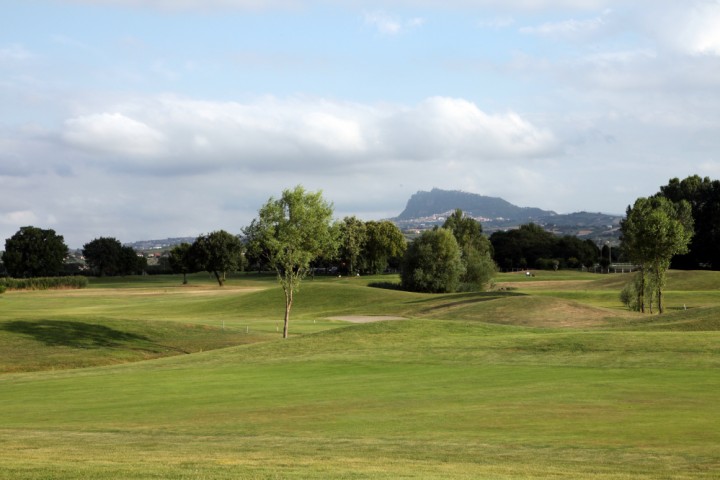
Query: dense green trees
[
  {"left": 191, "top": 231, "right": 244, "bottom": 287},
  {"left": 490, "top": 223, "right": 600, "bottom": 271},
  {"left": 167, "top": 242, "right": 201, "bottom": 284},
  {"left": 82, "top": 237, "right": 146, "bottom": 276},
  {"left": 248, "top": 186, "right": 337, "bottom": 338},
  {"left": 401, "top": 228, "right": 464, "bottom": 293},
  {"left": 2, "top": 226, "right": 68, "bottom": 278},
  {"left": 658, "top": 175, "right": 720, "bottom": 270},
  {"left": 620, "top": 196, "right": 694, "bottom": 314},
  {"left": 338, "top": 216, "right": 367, "bottom": 275},
  {"left": 362, "top": 220, "right": 406, "bottom": 274},
  {"left": 442, "top": 209, "right": 496, "bottom": 290}
]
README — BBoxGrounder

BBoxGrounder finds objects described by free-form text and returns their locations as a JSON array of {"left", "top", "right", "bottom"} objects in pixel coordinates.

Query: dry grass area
[
  {"left": 498, "top": 280, "right": 596, "bottom": 290},
  {"left": 6, "top": 285, "right": 266, "bottom": 298},
  {"left": 465, "top": 296, "right": 628, "bottom": 328}
]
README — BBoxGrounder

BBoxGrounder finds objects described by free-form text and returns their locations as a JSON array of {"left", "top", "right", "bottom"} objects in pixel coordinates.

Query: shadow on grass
[
  {"left": 367, "top": 281, "right": 404, "bottom": 291},
  {"left": 1, "top": 320, "right": 152, "bottom": 349}
]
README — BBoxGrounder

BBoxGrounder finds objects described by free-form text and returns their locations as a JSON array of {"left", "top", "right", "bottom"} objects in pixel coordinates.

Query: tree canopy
[
  {"left": 362, "top": 220, "right": 406, "bottom": 274},
  {"left": 442, "top": 209, "right": 496, "bottom": 290},
  {"left": 2, "top": 226, "right": 68, "bottom": 278},
  {"left": 83, "top": 237, "right": 145, "bottom": 276},
  {"left": 490, "top": 223, "right": 599, "bottom": 271},
  {"left": 191, "top": 231, "right": 244, "bottom": 287},
  {"left": 401, "top": 228, "right": 464, "bottom": 293},
  {"left": 620, "top": 196, "right": 694, "bottom": 313},
  {"left": 248, "top": 186, "right": 337, "bottom": 338},
  {"left": 168, "top": 242, "right": 202, "bottom": 284},
  {"left": 658, "top": 175, "right": 720, "bottom": 270},
  {"left": 338, "top": 216, "right": 367, "bottom": 275}
]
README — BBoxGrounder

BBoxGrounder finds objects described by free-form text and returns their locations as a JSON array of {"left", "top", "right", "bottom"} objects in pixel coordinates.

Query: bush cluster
[{"left": 0, "top": 276, "right": 88, "bottom": 290}]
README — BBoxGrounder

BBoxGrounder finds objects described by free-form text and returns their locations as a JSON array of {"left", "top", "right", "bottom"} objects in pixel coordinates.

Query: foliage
[
  {"left": 361, "top": 220, "right": 406, "bottom": 274},
  {"left": 619, "top": 272, "right": 656, "bottom": 312},
  {"left": 401, "top": 228, "right": 464, "bottom": 293},
  {"left": 250, "top": 185, "right": 337, "bottom": 338},
  {"left": 658, "top": 175, "right": 720, "bottom": 269},
  {"left": 442, "top": 209, "right": 496, "bottom": 290},
  {"left": 338, "top": 216, "right": 367, "bottom": 275},
  {"left": 490, "top": 223, "right": 600, "bottom": 271},
  {"left": 0, "top": 276, "right": 88, "bottom": 291},
  {"left": 191, "top": 231, "right": 243, "bottom": 286},
  {"left": 2, "top": 226, "right": 69, "bottom": 278},
  {"left": 620, "top": 196, "right": 694, "bottom": 313},
  {"left": 167, "top": 243, "right": 201, "bottom": 284},
  {"left": 82, "top": 237, "right": 145, "bottom": 276}
]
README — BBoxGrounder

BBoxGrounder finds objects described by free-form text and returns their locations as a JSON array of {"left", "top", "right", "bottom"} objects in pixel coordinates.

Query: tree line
[{"left": 2, "top": 175, "right": 716, "bottom": 321}]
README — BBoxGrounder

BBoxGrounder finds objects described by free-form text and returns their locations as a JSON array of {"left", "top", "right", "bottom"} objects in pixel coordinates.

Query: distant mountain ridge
[
  {"left": 393, "top": 188, "right": 622, "bottom": 242},
  {"left": 396, "top": 188, "right": 555, "bottom": 221}
]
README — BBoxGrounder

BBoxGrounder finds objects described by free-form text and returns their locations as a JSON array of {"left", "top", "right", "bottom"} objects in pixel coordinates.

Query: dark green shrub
[{"left": 0, "top": 276, "right": 88, "bottom": 290}]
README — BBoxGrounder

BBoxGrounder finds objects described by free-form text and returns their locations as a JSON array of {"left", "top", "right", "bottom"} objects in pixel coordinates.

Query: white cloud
[
  {"left": 58, "top": 95, "right": 558, "bottom": 175},
  {"left": 63, "top": 113, "right": 166, "bottom": 157},
  {"left": 520, "top": 10, "right": 611, "bottom": 39},
  {"left": 649, "top": 1, "right": 720, "bottom": 56},
  {"left": 381, "top": 97, "right": 558, "bottom": 160},
  {"left": 364, "top": 11, "right": 425, "bottom": 35},
  {"left": 477, "top": 16, "right": 515, "bottom": 29}
]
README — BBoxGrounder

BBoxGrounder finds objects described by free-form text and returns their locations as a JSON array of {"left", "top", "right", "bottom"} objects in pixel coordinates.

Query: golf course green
[{"left": 1, "top": 270, "right": 718, "bottom": 479}]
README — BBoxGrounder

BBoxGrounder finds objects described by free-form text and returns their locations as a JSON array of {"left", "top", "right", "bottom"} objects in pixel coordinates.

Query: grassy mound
[{"left": 1, "top": 270, "right": 719, "bottom": 478}]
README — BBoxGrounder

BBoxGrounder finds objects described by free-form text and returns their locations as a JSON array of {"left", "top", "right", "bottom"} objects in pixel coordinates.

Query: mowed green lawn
[{"left": 0, "top": 271, "right": 719, "bottom": 478}]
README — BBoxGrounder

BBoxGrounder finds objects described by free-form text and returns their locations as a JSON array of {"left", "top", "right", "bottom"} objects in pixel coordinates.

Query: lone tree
[
  {"left": 401, "top": 228, "right": 464, "bottom": 293},
  {"left": 191, "top": 230, "right": 244, "bottom": 287},
  {"left": 620, "top": 196, "right": 694, "bottom": 314},
  {"left": 2, "top": 226, "right": 68, "bottom": 278},
  {"left": 247, "top": 186, "right": 336, "bottom": 338}
]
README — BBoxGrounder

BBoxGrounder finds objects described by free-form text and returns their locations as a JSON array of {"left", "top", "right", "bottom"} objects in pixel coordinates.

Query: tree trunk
[
  {"left": 283, "top": 288, "right": 293, "bottom": 339},
  {"left": 213, "top": 270, "right": 224, "bottom": 287},
  {"left": 658, "top": 288, "right": 664, "bottom": 314},
  {"left": 182, "top": 272, "right": 187, "bottom": 285},
  {"left": 639, "top": 270, "right": 646, "bottom": 314}
]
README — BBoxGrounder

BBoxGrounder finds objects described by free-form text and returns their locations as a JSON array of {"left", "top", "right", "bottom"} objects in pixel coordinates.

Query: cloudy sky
[{"left": 2, "top": 1, "right": 719, "bottom": 247}]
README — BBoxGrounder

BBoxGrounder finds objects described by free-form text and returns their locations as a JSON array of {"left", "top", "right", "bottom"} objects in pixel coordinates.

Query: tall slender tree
[
  {"left": 620, "top": 196, "right": 693, "bottom": 313},
  {"left": 338, "top": 216, "right": 367, "bottom": 275},
  {"left": 249, "top": 186, "right": 337, "bottom": 338}
]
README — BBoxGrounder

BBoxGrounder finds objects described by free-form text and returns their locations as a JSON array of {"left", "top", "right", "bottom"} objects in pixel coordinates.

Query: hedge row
[{"left": 0, "top": 276, "right": 89, "bottom": 291}]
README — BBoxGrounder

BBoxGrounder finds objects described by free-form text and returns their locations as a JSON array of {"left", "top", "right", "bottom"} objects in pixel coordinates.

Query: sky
[{"left": 2, "top": 1, "right": 720, "bottom": 247}]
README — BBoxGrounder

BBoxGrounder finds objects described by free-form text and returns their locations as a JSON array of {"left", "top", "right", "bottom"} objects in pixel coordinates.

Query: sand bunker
[{"left": 329, "top": 315, "right": 405, "bottom": 323}]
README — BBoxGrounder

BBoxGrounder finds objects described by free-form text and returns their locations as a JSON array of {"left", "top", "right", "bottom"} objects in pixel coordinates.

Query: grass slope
[{"left": 0, "top": 270, "right": 719, "bottom": 478}]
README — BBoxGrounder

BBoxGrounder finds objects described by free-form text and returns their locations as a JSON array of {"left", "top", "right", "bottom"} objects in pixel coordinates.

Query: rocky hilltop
[{"left": 393, "top": 188, "right": 621, "bottom": 242}]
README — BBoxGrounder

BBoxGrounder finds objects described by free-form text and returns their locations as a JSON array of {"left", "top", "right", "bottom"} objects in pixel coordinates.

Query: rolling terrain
[{"left": 0, "top": 271, "right": 718, "bottom": 479}]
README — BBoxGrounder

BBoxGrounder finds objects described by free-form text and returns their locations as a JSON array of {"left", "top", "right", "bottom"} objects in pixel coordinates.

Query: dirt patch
[
  {"left": 328, "top": 315, "right": 406, "bottom": 323},
  {"left": 498, "top": 280, "right": 595, "bottom": 290}
]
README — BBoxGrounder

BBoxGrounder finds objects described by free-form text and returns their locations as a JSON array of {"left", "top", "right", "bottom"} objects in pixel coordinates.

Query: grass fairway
[{"left": 1, "top": 271, "right": 719, "bottom": 478}]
